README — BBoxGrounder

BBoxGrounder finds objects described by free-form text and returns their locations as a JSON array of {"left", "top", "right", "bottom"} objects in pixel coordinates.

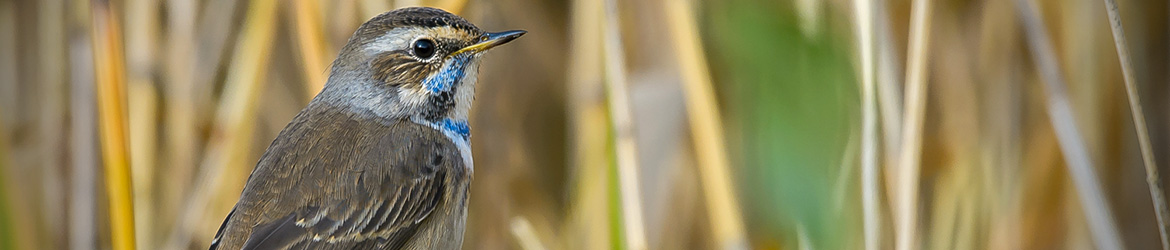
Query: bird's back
[{"left": 210, "top": 101, "right": 470, "bottom": 250}]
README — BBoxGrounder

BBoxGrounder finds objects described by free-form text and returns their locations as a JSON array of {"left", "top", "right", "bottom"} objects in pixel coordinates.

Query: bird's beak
[{"left": 455, "top": 30, "right": 527, "bottom": 55}]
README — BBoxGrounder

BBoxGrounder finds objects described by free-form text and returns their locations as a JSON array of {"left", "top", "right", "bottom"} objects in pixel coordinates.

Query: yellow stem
[
  {"left": 90, "top": 1, "right": 136, "bottom": 249},
  {"left": 293, "top": 0, "right": 329, "bottom": 100},
  {"left": 663, "top": 0, "right": 748, "bottom": 249}
]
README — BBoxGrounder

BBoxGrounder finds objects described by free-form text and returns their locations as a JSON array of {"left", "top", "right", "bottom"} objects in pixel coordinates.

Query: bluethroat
[{"left": 208, "top": 7, "right": 525, "bottom": 249}]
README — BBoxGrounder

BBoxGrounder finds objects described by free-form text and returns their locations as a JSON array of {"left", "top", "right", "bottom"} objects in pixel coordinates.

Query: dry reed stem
[
  {"left": 797, "top": 223, "right": 814, "bottom": 250},
  {"left": 1098, "top": 0, "right": 1170, "bottom": 248},
  {"left": 602, "top": 0, "right": 647, "bottom": 249},
  {"left": 192, "top": 0, "right": 241, "bottom": 92},
  {"left": 1013, "top": 0, "right": 1124, "bottom": 249},
  {"left": 90, "top": 1, "right": 137, "bottom": 249},
  {"left": 853, "top": 0, "right": 882, "bottom": 249},
  {"left": 565, "top": 0, "right": 611, "bottom": 247},
  {"left": 125, "top": 0, "right": 160, "bottom": 247},
  {"left": 163, "top": 0, "right": 200, "bottom": 226},
  {"left": 0, "top": 118, "right": 11, "bottom": 250},
  {"left": 975, "top": 0, "right": 1024, "bottom": 247},
  {"left": 164, "top": 0, "right": 279, "bottom": 248},
  {"left": 68, "top": 28, "right": 100, "bottom": 250},
  {"left": 0, "top": 4, "right": 16, "bottom": 246},
  {"left": 0, "top": 1, "right": 13, "bottom": 114},
  {"left": 293, "top": 0, "right": 330, "bottom": 99},
  {"left": 833, "top": 129, "right": 860, "bottom": 215},
  {"left": 126, "top": 85, "right": 157, "bottom": 248},
  {"left": 663, "top": 0, "right": 748, "bottom": 249},
  {"left": 511, "top": 217, "right": 548, "bottom": 250},
  {"left": 927, "top": 164, "right": 979, "bottom": 250},
  {"left": 894, "top": 0, "right": 932, "bottom": 249},
  {"left": 874, "top": 0, "right": 903, "bottom": 178},
  {"left": 36, "top": 0, "right": 68, "bottom": 248}
]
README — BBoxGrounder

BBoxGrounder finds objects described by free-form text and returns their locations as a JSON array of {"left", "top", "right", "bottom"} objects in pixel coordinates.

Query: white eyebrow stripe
[
  {"left": 365, "top": 28, "right": 417, "bottom": 55},
  {"left": 363, "top": 26, "right": 478, "bottom": 56}
]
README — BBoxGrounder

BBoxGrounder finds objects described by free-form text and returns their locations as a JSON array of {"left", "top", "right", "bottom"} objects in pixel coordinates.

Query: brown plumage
[
  {"left": 210, "top": 102, "right": 469, "bottom": 250},
  {"left": 209, "top": 7, "right": 524, "bottom": 250}
]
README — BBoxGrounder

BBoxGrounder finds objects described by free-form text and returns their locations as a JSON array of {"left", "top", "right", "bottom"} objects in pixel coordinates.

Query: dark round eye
[{"left": 412, "top": 39, "right": 436, "bottom": 59}]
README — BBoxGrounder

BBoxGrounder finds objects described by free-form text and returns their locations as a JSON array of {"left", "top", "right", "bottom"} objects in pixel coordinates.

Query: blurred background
[{"left": 0, "top": 0, "right": 1168, "bottom": 249}]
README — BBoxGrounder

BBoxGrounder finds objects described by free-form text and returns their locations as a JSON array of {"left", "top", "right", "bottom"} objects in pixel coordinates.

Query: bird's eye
[{"left": 412, "top": 39, "right": 436, "bottom": 59}]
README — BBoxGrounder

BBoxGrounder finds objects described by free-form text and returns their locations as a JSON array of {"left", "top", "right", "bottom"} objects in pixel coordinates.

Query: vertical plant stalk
[
  {"left": 90, "top": 1, "right": 137, "bottom": 249},
  {"left": 663, "top": 0, "right": 748, "bottom": 249},
  {"left": 895, "top": 0, "right": 932, "bottom": 249},
  {"left": 0, "top": 7, "right": 13, "bottom": 242},
  {"left": 565, "top": 0, "right": 611, "bottom": 247},
  {"left": 69, "top": 28, "right": 100, "bottom": 250},
  {"left": 125, "top": 0, "right": 160, "bottom": 247},
  {"left": 36, "top": 0, "right": 69, "bottom": 246},
  {"left": 163, "top": 0, "right": 199, "bottom": 229},
  {"left": 293, "top": 0, "right": 329, "bottom": 100},
  {"left": 0, "top": 127, "right": 11, "bottom": 250},
  {"left": 1099, "top": 0, "right": 1170, "bottom": 248},
  {"left": 875, "top": 0, "right": 903, "bottom": 177},
  {"left": 511, "top": 217, "right": 548, "bottom": 250},
  {"left": 853, "top": 0, "right": 881, "bottom": 249},
  {"left": 601, "top": 0, "right": 647, "bottom": 249},
  {"left": 1013, "top": 0, "right": 1124, "bottom": 249},
  {"left": 164, "top": 0, "right": 278, "bottom": 248},
  {"left": 833, "top": 130, "right": 860, "bottom": 214},
  {"left": 0, "top": 2, "right": 20, "bottom": 248}
]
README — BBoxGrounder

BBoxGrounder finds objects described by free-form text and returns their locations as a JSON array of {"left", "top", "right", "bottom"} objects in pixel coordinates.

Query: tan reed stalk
[
  {"left": 162, "top": 0, "right": 199, "bottom": 230},
  {"left": 894, "top": 0, "right": 932, "bottom": 249},
  {"left": 852, "top": 0, "right": 882, "bottom": 249},
  {"left": 564, "top": 0, "right": 611, "bottom": 248},
  {"left": 1014, "top": 0, "right": 1124, "bottom": 249},
  {"left": 511, "top": 217, "right": 549, "bottom": 250},
  {"left": 124, "top": 0, "right": 161, "bottom": 247},
  {"left": 663, "top": 0, "right": 748, "bottom": 249},
  {"left": 1098, "top": 0, "right": 1169, "bottom": 248},
  {"left": 35, "top": 0, "right": 68, "bottom": 248},
  {"left": 293, "top": 0, "right": 330, "bottom": 100},
  {"left": 68, "top": 18, "right": 100, "bottom": 250},
  {"left": 601, "top": 0, "right": 647, "bottom": 249},
  {"left": 0, "top": 5, "right": 15, "bottom": 243},
  {"left": 874, "top": 0, "right": 903, "bottom": 178}
]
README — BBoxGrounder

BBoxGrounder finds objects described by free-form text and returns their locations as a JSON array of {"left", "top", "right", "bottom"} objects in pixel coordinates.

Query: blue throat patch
[
  {"left": 423, "top": 54, "right": 472, "bottom": 94},
  {"left": 421, "top": 53, "right": 473, "bottom": 142},
  {"left": 440, "top": 119, "right": 471, "bottom": 141}
]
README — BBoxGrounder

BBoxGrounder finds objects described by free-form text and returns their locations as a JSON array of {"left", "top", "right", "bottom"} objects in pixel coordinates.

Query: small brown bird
[{"left": 209, "top": 7, "right": 524, "bottom": 250}]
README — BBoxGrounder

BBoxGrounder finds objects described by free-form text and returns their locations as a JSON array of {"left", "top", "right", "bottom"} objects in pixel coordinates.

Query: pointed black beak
[{"left": 455, "top": 30, "right": 527, "bottom": 54}]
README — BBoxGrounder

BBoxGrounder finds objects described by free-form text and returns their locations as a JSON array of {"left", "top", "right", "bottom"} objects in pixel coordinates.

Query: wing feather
[{"left": 209, "top": 107, "right": 462, "bottom": 250}]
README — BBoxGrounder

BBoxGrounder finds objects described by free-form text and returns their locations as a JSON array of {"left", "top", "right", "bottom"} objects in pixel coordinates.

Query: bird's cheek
[{"left": 396, "top": 86, "right": 433, "bottom": 108}]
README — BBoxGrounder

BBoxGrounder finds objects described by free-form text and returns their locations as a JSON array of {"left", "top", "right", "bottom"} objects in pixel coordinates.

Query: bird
[{"left": 208, "top": 7, "right": 524, "bottom": 250}]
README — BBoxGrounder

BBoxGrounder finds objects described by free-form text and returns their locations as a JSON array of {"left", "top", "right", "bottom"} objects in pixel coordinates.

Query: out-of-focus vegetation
[{"left": 0, "top": 0, "right": 1168, "bottom": 249}]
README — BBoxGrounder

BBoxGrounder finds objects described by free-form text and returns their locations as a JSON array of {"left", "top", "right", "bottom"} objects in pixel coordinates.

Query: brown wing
[{"left": 210, "top": 104, "right": 464, "bottom": 250}]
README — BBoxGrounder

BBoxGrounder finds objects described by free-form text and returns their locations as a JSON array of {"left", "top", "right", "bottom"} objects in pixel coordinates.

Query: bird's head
[{"left": 318, "top": 7, "right": 524, "bottom": 135}]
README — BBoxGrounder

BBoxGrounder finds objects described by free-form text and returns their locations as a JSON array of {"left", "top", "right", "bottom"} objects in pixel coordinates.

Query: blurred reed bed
[{"left": 1, "top": 0, "right": 1169, "bottom": 249}]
